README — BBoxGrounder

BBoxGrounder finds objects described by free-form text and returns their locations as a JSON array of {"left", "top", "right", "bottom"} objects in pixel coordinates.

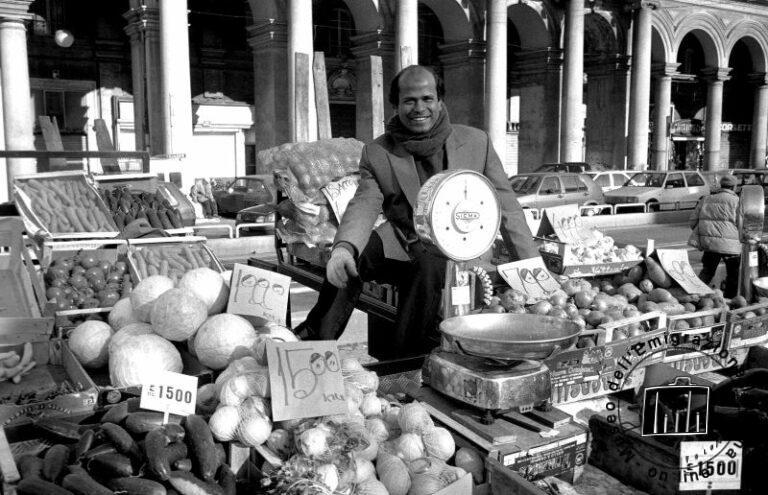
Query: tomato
[
  {"left": 71, "top": 265, "right": 86, "bottom": 276},
  {"left": 49, "top": 278, "right": 66, "bottom": 288},
  {"left": 85, "top": 267, "right": 105, "bottom": 280},
  {"left": 62, "top": 286, "right": 73, "bottom": 296},
  {"left": 69, "top": 274, "right": 89, "bottom": 290},
  {"left": 78, "top": 254, "right": 99, "bottom": 269},
  {"left": 46, "top": 266, "right": 69, "bottom": 282},
  {"left": 106, "top": 272, "right": 122, "bottom": 284},
  {"left": 112, "top": 261, "right": 127, "bottom": 275},
  {"left": 54, "top": 258, "right": 75, "bottom": 271},
  {"left": 80, "top": 287, "right": 95, "bottom": 299},
  {"left": 99, "top": 291, "right": 120, "bottom": 308},
  {"left": 89, "top": 277, "right": 106, "bottom": 291},
  {"left": 70, "top": 291, "right": 85, "bottom": 306},
  {"left": 98, "top": 260, "right": 112, "bottom": 273},
  {"left": 82, "top": 298, "right": 101, "bottom": 309},
  {"left": 105, "top": 282, "right": 121, "bottom": 292},
  {"left": 46, "top": 287, "right": 63, "bottom": 300},
  {"left": 55, "top": 297, "right": 71, "bottom": 310}
]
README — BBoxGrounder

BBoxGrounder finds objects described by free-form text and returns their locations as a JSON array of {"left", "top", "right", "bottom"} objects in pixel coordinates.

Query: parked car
[
  {"left": 700, "top": 170, "right": 733, "bottom": 191},
  {"left": 534, "top": 162, "right": 606, "bottom": 173},
  {"left": 213, "top": 175, "right": 275, "bottom": 217},
  {"left": 585, "top": 171, "right": 632, "bottom": 192},
  {"left": 235, "top": 203, "right": 276, "bottom": 235},
  {"left": 731, "top": 168, "right": 768, "bottom": 203},
  {"left": 604, "top": 170, "right": 710, "bottom": 210},
  {"left": 510, "top": 172, "right": 604, "bottom": 210}
]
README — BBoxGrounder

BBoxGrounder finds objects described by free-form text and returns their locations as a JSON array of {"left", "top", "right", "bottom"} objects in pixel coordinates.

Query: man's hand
[{"left": 326, "top": 248, "right": 358, "bottom": 288}]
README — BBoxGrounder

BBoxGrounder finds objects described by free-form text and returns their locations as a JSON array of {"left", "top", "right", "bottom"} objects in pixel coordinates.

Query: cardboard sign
[
  {"left": 498, "top": 257, "right": 562, "bottom": 300},
  {"left": 656, "top": 249, "right": 714, "bottom": 295},
  {"left": 140, "top": 371, "right": 198, "bottom": 418},
  {"left": 679, "top": 441, "right": 742, "bottom": 491},
  {"left": 538, "top": 204, "right": 594, "bottom": 244},
  {"left": 227, "top": 263, "right": 291, "bottom": 326},
  {"left": 321, "top": 175, "right": 360, "bottom": 222},
  {"left": 266, "top": 341, "right": 346, "bottom": 421}
]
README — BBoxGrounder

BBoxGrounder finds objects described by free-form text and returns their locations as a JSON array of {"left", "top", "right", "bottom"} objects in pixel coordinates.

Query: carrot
[
  {"left": 77, "top": 208, "right": 95, "bottom": 231},
  {"left": 147, "top": 264, "right": 159, "bottom": 276},
  {"left": 64, "top": 207, "right": 84, "bottom": 231},
  {"left": 191, "top": 249, "right": 207, "bottom": 269},
  {"left": 159, "top": 260, "right": 169, "bottom": 277},
  {"left": 134, "top": 250, "right": 148, "bottom": 279},
  {"left": 182, "top": 247, "right": 198, "bottom": 268}
]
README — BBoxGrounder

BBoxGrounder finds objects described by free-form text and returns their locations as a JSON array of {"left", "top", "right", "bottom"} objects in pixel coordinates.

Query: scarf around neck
[{"left": 385, "top": 105, "right": 452, "bottom": 160}]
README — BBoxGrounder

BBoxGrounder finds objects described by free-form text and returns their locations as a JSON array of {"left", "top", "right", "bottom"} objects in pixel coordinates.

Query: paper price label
[
  {"left": 749, "top": 251, "right": 759, "bottom": 267},
  {"left": 140, "top": 371, "right": 198, "bottom": 417},
  {"left": 228, "top": 263, "right": 291, "bottom": 326},
  {"left": 657, "top": 249, "right": 713, "bottom": 295},
  {"left": 321, "top": 175, "right": 360, "bottom": 223},
  {"left": 498, "top": 257, "right": 561, "bottom": 300},
  {"left": 679, "top": 441, "right": 742, "bottom": 491}
]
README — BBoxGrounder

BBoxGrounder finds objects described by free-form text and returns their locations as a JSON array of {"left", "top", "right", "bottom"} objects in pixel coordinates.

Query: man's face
[{"left": 396, "top": 69, "right": 442, "bottom": 134}]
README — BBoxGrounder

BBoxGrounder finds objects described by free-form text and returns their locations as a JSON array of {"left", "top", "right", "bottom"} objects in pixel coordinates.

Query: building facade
[{"left": 1, "top": 0, "right": 768, "bottom": 200}]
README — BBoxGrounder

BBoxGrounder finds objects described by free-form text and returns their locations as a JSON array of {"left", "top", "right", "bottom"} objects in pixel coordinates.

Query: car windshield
[
  {"left": 511, "top": 175, "right": 542, "bottom": 194},
  {"left": 625, "top": 173, "right": 665, "bottom": 187}
]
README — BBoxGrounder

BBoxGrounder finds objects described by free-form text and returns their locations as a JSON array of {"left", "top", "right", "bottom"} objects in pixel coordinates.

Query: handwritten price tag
[
  {"left": 321, "top": 175, "right": 360, "bottom": 223},
  {"left": 227, "top": 263, "right": 291, "bottom": 326},
  {"left": 140, "top": 371, "right": 198, "bottom": 417},
  {"left": 657, "top": 249, "right": 713, "bottom": 295},
  {"left": 497, "top": 257, "right": 561, "bottom": 300},
  {"left": 266, "top": 341, "right": 346, "bottom": 421}
]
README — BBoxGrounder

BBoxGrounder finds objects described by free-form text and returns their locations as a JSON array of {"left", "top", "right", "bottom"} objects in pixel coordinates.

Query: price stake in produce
[
  {"left": 679, "top": 440, "right": 742, "bottom": 491},
  {"left": 266, "top": 341, "right": 346, "bottom": 421},
  {"left": 227, "top": 263, "right": 291, "bottom": 326},
  {"left": 140, "top": 371, "right": 198, "bottom": 422},
  {"left": 656, "top": 249, "right": 714, "bottom": 295},
  {"left": 537, "top": 204, "right": 595, "bottom": 245}
]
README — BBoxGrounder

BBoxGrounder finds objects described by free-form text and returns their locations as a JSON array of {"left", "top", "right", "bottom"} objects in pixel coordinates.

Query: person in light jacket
[{"left": 689, "top": 175, "right": 742, "bottom": 297}]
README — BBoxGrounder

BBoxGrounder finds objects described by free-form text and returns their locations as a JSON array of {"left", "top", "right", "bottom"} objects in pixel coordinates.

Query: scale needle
[
  {"left": 653, "top": 391, "right": 659, "bottom": 434},
  {"left": 686, "top": 392, "right": 691, "bottom": 433}
]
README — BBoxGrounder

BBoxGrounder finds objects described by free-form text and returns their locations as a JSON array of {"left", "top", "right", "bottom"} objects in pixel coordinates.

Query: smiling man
[{"left": 294, "top": 65, "right": 537, "bottom": 359}]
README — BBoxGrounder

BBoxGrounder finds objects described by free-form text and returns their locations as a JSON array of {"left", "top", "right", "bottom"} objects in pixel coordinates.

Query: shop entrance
[{"left": 670, "top": 119, "right": 704, "bottom": 170}]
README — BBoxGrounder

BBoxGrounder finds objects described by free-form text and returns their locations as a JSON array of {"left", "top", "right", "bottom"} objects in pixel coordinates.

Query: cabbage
[{"left": 109, "top": 334, "right": 182, "bottom": 388}]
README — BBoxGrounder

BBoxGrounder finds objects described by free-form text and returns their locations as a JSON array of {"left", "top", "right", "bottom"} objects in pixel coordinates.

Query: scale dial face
[{"left": 416, "top": 170, "right": 501, "bottom": 261}]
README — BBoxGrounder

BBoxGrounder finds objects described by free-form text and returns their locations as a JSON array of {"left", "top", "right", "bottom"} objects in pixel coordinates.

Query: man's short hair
[{"left": 388, "top": 65, "right": 445, "bottom": 106}]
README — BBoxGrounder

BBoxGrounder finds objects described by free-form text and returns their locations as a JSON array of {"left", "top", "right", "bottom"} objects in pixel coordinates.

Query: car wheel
[{"left": 645, "top": 199, "right": 659, "bottom": 213}]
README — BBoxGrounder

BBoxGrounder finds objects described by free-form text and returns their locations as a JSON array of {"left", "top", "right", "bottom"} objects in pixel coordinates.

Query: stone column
[
  {"left": 394, "top": 0, "right": 418, "bottom": 71},
  {"left": 440, "top": 40, "right": 486, "bottom": 130},
  {"left": 560, "top": 0, "right": 585, "bottom": 162},
  {"left": 485, "top": 0, "right": 507, "bottom": 165},
  {"left": 158, "top": 0, "right": 193, "bottom": 157},
  {"left": 248, "top": 21, "right": 289, "bottom": 155},
  {"left": 351, "top": 30, "right": 395, "bottom": 143},
  {"left": 703, "top": 67, "right": 730, "bottom": 171},
  {"left": 124, "top": 1, "right": 162, "bottom": 154},
  {"left": 611, "top": 57, "right": 631, "bottom": 168},
  {"left": 651, "top": 62, "right": 678, "bottom": 170},
  {"left": 0, "top": 6, "right": 35, "bottom": 189},
  {"left": 627, "top": 1, "right": 656, "bottom": 170},
  {"left": 749, "top": 73, "right": 768, "bottom": 168},
  {"left": 288, "top": 0, "right": 316, "bottom": 142}
]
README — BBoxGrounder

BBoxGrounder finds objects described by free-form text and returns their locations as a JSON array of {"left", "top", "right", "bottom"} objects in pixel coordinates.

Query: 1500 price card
[
  {"left": 266, "top": 341, "right": 346, "bottom": 421},
  {"left": 140, "top": 370, "right": 198, "bottom": 417}
]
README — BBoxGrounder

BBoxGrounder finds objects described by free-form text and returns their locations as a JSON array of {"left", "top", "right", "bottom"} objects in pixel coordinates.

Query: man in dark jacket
[
  {"left": 689, "top": 175, "right": 742, "bottom": 297},
  {"left": 295, "top": 65, "right": 537, "bottom": 359}
]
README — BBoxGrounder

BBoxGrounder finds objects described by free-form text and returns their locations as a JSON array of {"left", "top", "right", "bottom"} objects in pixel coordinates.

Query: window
[
  {"left": 562, "top": 176, "right": 583, "bottom": 193},
  {"left": 685, "top": 173, "right": 705, "bottom": 186},
  {"left": 614, "top": 173, "right": 630, "bottom": 186},
  {"left": 594, "top": 174, "right": 611, "bottom": 187},
  {"left": 540, "top": 177, "right": 560, "bottom": 195},
  {"left": 627, "top": 173, "right": 665, "bottom": 187},
  {"left": 511, "top": 175, "right": 541, "bottom": 194},
  {"left": 665, "top": 173, "right": 685, "bottom": 188}
]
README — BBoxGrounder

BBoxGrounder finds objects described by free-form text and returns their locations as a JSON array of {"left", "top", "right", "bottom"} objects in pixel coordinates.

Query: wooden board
[
  {"left": 37, "top": 116, "right": 66, "bottom": 170},
  {"left": 93, "top": 119, "right": 121, "bottom": 173},
  {"left": 294, "top": 52, "right": 310, "bottom": 142},
  {"left": 370, "top": 55, "right": 385, "bottom": 139},
  {"left": 313, "top": 52, "right": 332, "bottom": 140}
]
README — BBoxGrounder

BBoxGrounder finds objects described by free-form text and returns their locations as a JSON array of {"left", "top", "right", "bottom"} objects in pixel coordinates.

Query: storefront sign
[
  {"left": 498, "top": 257, "right": 562, "bottom": 299},
  {"left": 656, "top": 249, "right": 714, "bottom": 295},
  {"left": 721, "top": 122, "right": 752, "bottom": 132},
  {"left": 227, "top": 263, "right": 291, "bottom": 326},
  {"left": 679, "top": 441, "right": 742, "bottom": 491},
  {"left": 266, "top": 341, "right": 346, "bottom": 421},
  {"left": 140, "top": 371, "right": 198, "bottom": 418},
  {"left": 671, "top": 119, "right": 703, "bottom": 137}
]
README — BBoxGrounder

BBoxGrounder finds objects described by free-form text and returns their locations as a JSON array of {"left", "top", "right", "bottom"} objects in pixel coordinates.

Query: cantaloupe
[
  {"left": 109, "top": 334, "right": 183, "bottom": 388},
  {"left": 69, "top": 320, "right": 114, "bottom": 369},
  {"left": 130, "top": 275, "right": 175, "bottom": 322},
  {"left": 108, "top": 298, "right": 140, "bottom": 330},
  {"left": 178, "top": 268, "right": 229, "bottom": 315},
  {"left": 150, "top": 288, "right": 208, "bottom": 341},
  {"left": 194, "top": 314, "right": 258, "bottom": 370}
]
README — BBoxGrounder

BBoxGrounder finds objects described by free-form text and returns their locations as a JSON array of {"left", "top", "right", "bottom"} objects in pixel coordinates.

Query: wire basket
[{"left": 753, "top": 277, "right": 768, "bottom": 297}]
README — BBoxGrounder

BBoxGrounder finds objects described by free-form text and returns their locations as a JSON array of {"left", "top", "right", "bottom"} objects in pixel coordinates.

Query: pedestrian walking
[{"left": 688, "top": 175, "right": 743, "bottom": 297}]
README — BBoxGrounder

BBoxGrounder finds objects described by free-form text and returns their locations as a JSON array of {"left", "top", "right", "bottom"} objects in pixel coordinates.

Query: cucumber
[
  {"left": 183, "top": 415, "right": 219, "bottom": 481},
  {"left": 87, "top": 452, "right": 136, "bottom": 478},
  {"left": 17, "top": 455, "right": 43, "bottom": 479},
  {"left": 82, "top": 443, "right": 118, "bottom": 461},
  {"left": 219, "top": 464, "right": 236, "bottom": 495},
  {"left": 73, "top": 429, "right": 96, "bottom": 461},
  {"left": 125, "top": 411, "right": 181, "bottom": 435},
  {"left": 144, "top": 428, "right": 170, "bottom": 479},
  {"left": 213, "top": 443, "right": 226, "bottom": 466},
  {"left": 107, "top": 477, "right": 167, "bottom": 495},
  {"left": 61, "top": 473, "right": 113, "bottom": 495},
  {"left": 163, "top": 423, "right": 186, "bottom": 443},
  {"left": 173, "top": 458, "right": 193, "bottom": 472},
  {"left": 167, "top": 471, "right": 224, "bottom": 495},
  {"left": 42, "top": 444, "right": 70, "bottom": 483},
  {"left": 34, "top": 418, "right": 88, "bottom": 441},
  {"left": 17, "top": 477, "right": 74, "bottom": 495},
  {"left": 101, "top": 423, "right": 142, "bottom": 459}
]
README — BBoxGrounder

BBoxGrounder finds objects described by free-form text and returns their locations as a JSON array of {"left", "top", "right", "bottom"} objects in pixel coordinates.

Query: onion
[
  {"left": 398, "top": 402, "right": 433, "bottom": 435},
  {"left": 345, "top": 381, "right": 364, "bottom": 408},
  {"left": 266, "top": 429, "right": 292, "bottom": 459},
  {"left": 360, "top": 393, "right": 382, "bottom": 417},
  {"left": 455, "top": 447, "right": 484, "bottom": 483},
  {"left": 395, "top": 433, "right": 424, "bottom": 462},
  {"left": 341, "top": 357, "right": 363, "bottom": 372},
  {"left": 409, "top": 472, "right": 445, "bottom": 495},
  {"left": 355, "top": 430, "right": 379, "bottom": 462},
  {"left": 237, "top": 413, "right": 271, "bottom": 447},
  {"left": 354, "top": 457, "right": 376, "bottom": 483},
  {"left": 422, "top": 427, "right": 455, "bottom": 461},
  {"left": 316, "top": 463, "right": 339, "bottom": 492},
  {"left": 376, "top": 453, "right": 411, "bottom": 495},
  {"left": 365, "top": 417, "right": 389, "bottom": 443},
  {"left": 208, "top": 405, "right": 241, "bottom": 441},
  {"left": 239, "top": 396, "right": 271, "bottom": 419},
  {"left": 355, "top": 479, "right": 389, "bottom": 495},
  {"left": 298, "top": 427, "right": 328, "bottom": 457}
]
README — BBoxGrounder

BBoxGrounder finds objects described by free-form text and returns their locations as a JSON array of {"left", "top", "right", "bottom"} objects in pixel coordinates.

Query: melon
[
  {"left": 150, "top": 288, "right": 208, "bottom": 341},
  {"left": 194, "top": 314, "right": 258, "bottom": 370},
  {"left": 178, "top": 268, "right": 229, "bottom": 315},
  {"left": 130, "top": 275, "right": 175, "bottom": 322},
  {"left": 108, "top": 298, "right": 141, "bottom": 330},
  {"left": 109, "top": 334, "right": 183, "bottom": 388},
  {"left": 109, "top": 323, "right": 154, "bottom": 355},
  {"left": 69, "top": 320, "right": 114, "bottom": 369}
]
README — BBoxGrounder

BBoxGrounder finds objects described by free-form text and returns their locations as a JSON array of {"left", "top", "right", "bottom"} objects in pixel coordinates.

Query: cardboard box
[{"left": 435, "top": 472, "right": 473, "bottom": 495}]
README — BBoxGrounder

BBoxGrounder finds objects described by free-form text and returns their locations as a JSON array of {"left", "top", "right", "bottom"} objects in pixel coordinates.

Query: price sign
[
  {"left": 679, "top": 441, "right": 742, "bottom": 491},
  {"left": 321, "top": 175, "right": 360, "bottom": 223},
  {"left": 498, "top": 257, "right": 562, "bottom": 300},
  {"left": 656, "top": 249, "right": 714, "bottom": 295},
  {"left": 538, "top": 204, "right": 595, "bottom": 245},
  {"left": 140, "top": 370, "right": 198, "bottom": 418},
  {"left": 227, "top": 263, "right": 291, "bottom": 326},
  {"left": 266, "top": 341, "right": 346, "bottom": 421}
]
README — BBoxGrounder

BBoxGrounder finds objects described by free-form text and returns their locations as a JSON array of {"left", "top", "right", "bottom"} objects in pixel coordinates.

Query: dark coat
[{"left": 334, "top": 124, "right": 538, "bottom": 262}]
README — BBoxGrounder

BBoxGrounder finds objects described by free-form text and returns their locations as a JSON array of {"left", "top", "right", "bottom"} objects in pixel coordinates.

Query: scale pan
[{"left": 439, "top": 313, "right": 580, "bottom": 361}]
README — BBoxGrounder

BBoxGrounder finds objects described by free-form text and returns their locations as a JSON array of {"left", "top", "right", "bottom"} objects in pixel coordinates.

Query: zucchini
[
  {"left": 62, "top": 473, "right": 113, "bottom": 495},
  {"left": 101, "top": 398, "right": 141, "bottom": 425},
  {"left": 66, "top": 464, "right": 89, "bottom": 477},
  {"left": 167, "top": 471, "right": 224, "bottom": 495},
  {"left": 34, "top": 418, "right": 89, "bottom": 441},
  {"left": 125, "top": 411, "right": 181, "bottom": 435},
  {"left": 213, "top": 444, "right": 226, "bottom": 467},
  {"left": 219, "top": 463, "right": 236, "bottom": 495},
  {"left": 101, "top": 423, "right": 142, "bottom": 459},
  {"left": 82, "top": 443, "right": 118, "bottom": 461},
  {"left": 107, "top": 477, "right": 167, "bottom": 495},
  {"left": 74, "top": 429, "right": 96, "bottom": 461},
  {"left": 42, "top": 444, "right": 70, "bottom": 483},
  {"left": 173, "top": 458, "right": 193, "bottom": 472},
  {"left": 16, "top": 454, "right": 43, "bottom": 479},
  {"left": 163, "top": 423, "right": 186, "bottom": 443},
  {"left": 144, "top": 428, "right": 170, "bottom": 479},
  {"left": 17, "top": 477, "right": 74, "bottom": 495},
  {"left": 183, "top": 415, "right": 219, "bottom": 481},
  {"left": 87, "top": 452, "right": 136, "bottom": 478}
]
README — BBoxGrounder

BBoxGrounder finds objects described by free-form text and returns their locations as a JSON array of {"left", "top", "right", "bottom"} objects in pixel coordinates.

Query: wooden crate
[
  {"left": 727, "top": 300, "right": 768, "bottom": 348},
  {"left": 126, "top": 236, "right": 225, "bottom": 282},
  {"left": 535, "top": 237, "right": 643, "bottom": 277},
  {"left": 12, "top": 171, "right": 119, "bottom": 240}
]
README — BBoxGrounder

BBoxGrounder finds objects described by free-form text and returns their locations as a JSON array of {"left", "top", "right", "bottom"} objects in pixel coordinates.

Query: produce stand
[{"left": 126, "top": 236, "right": 225, "bottom": 282}]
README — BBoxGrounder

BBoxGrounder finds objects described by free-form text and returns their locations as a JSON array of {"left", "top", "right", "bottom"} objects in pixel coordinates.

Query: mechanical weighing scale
[{"left": 413, "top": 170, "right": 580, "bottom": 428}]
